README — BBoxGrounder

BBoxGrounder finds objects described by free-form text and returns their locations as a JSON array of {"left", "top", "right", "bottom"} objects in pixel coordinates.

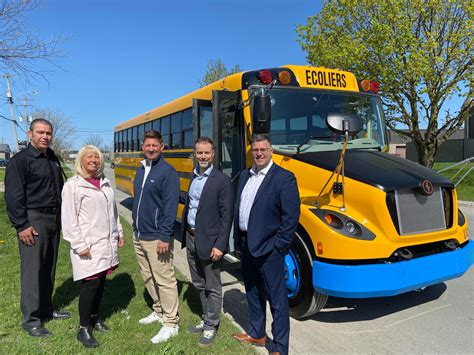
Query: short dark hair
[
  {"left": 143, "top": 130, "right": 162, "bottom": 143},
  {"left": 251, "top": 134, "right": 272, "bottom": 145},
  {"left": 30, "top": 118, "right": 53, "bottom": 132},
  {"left": 194, "top": 136, "right": 215, "bottom": 150}
]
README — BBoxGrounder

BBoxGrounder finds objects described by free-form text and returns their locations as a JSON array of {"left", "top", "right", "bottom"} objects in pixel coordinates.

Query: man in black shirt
[{"left": 4, "top": 118, "right": 71, "bottom": 337}]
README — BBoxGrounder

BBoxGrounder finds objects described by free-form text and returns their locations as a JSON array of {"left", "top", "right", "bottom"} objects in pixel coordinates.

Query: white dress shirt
[
  {"left": 238, "top": 160, "right": 273, "bottom": 231},
  {"left": 141, "top": 159, "right": 152, "bottom": 187}
]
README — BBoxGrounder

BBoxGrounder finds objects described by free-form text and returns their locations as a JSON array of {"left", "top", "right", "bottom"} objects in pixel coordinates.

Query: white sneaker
[
  {"left": 139, "top": 312, "right": 164, "bottom": 325},
  {"left": 150, "top": 325, "right": 179, "bottom": 344}
]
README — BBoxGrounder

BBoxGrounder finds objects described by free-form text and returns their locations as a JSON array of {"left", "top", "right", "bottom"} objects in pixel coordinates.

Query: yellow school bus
[{"left": 113, "top": 65, "right": 473, "bottom": 318}]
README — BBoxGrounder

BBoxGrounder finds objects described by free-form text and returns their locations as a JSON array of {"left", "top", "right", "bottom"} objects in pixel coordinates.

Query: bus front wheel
[{"left": 286, "top": 232, "right": 328, "bottom": 319}]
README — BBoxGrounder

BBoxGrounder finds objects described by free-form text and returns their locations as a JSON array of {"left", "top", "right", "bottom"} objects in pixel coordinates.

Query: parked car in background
[{"left": 0, "top": 158, "right": 9, "bottom": 166}]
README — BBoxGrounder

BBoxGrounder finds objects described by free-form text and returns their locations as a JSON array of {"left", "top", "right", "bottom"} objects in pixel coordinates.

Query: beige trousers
[{"left": 133, "top": 237, "right": 179, "bottom": 326}]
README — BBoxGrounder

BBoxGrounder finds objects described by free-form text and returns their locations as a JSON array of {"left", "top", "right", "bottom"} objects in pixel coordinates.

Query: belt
[
  {"left": 187, "top": 228, "right": 196, "bottom": 236},
  {"left": 30, "top": 207, "right": 59, "bottom": 214}
]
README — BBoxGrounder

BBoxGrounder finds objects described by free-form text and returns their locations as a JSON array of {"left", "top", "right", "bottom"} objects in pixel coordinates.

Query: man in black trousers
[
  {"left": 5, "top": 118, "right": 70, "bottom": 337},
  {"left": 181, "top": 137, "right": 233, "bottom": 347}
]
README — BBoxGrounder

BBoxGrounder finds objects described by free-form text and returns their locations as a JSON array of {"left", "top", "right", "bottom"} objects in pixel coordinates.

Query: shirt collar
[
  {"left": 27, "top": 143, "right": 50, "bottom": 158},
  {"left": 250, "top": 160, "right": 273, "bottom": 176},
  {"left": 140, "top": 154, "right": 163, "bottom": 168},
  {"left": 194, "top": 164, "right": 213, "bottom": 177}
]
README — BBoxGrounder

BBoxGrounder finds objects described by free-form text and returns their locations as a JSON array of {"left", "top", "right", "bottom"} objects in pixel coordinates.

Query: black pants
[
  {"left": 19, "top": 210, "right": 60, "bottom": 330},
  {"left": 241, "top": 239, "right": 290, "bottom": 355},
  {"left": 186, "top": 233, "right": 222, "bottom": 331},
  {"left": 79, "top": 275, "right": 106, "bottom": 327}
]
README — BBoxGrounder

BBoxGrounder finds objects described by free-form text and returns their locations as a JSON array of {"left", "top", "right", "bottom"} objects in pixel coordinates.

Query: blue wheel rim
[{"left": 285, "top": 249, "right": 300, "bottom": 298}]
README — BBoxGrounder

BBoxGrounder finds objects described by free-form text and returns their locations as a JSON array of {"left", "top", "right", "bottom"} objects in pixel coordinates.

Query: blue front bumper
[{"left": 313, "top": 240, "right": 474, "bottom": 298}]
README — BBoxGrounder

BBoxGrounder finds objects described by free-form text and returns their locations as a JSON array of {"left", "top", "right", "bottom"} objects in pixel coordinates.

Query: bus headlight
[{"left": 311, "top": 209, "right": 375, "bottom": 240}]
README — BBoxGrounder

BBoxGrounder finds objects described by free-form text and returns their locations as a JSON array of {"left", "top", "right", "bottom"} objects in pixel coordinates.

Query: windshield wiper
[{"left": 296, "top": 136, "right": 334, "bottom": 153}]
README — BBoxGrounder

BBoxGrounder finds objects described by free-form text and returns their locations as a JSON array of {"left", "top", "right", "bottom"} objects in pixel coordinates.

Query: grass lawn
[
  {"left": 0, "top": 193, "right": 255, "bottom": 354},
  {"left": 0, "top": 167, "right": 4, "bottom": 181},
  {"left": 434, "top": 162, "right": 474, "bottom": 202}
]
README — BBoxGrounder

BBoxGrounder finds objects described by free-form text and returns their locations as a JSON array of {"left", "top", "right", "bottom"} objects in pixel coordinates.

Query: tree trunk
[{"left": 414, "top": 138, "right": 438, "bottom": 168}]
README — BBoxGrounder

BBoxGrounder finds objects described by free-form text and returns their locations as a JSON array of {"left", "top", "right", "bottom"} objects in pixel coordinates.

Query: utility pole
[
  {"left": 4, "top": 74, "right": 19, "bottom": 152},
  {"left": 18, "top": 96, "right": 33, "bottom": 142}
]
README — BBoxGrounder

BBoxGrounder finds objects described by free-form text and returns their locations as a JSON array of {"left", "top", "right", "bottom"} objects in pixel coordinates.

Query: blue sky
[{"left": 0, "top": 0, "right": 322, "bottom": 150}]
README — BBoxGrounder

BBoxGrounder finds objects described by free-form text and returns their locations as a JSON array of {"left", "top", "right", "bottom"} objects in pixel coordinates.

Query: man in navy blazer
[
  {"left": 232, "top": 134, "right": 300, "bottom": 355},
  {"left": 181, "top": 137, "right": 233, "bottom": 347}
]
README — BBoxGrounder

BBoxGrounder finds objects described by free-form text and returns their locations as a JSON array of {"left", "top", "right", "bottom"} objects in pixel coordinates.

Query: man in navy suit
[
  {"left": 181, "top": 137, "right": 233, "bottom": 347},
  {"left": 232, "top": 134, "right": 300, "bottom": 355}
]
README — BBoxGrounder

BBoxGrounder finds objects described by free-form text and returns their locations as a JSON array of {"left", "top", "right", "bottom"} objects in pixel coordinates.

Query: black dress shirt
[{"left": 4, "top": 144, "right": 64, "bottom": 232}]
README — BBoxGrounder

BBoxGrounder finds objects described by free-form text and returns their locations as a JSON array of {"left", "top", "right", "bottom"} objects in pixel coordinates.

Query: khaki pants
[{"left": 133, "top": 237, "right": 179, "bottom": 326}]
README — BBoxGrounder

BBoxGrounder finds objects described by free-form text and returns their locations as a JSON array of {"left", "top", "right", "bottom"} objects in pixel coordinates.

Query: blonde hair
[{"left": 74, "top": 145, "right": 105, "bottom": 178}]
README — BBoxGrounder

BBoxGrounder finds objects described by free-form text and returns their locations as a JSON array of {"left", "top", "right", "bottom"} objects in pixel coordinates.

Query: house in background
[
  {"left": 0, "top": 143, "right": 11, "bottom": 160},
  {"left": 387, "top": 130, "right": 410, "bottom": 158},
  {"left": 66, "top": 150, "right": 79, "bottom": 161},
  {"left": 387, "top": 127, "right": 472, "bottom": 162}
]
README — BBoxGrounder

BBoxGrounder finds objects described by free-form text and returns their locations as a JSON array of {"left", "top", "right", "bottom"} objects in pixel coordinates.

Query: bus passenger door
[
  {"left": 211, "top": 90, "right": 245, "bottom": 180},
  {"left": 193, "top": 92, "right": 245, "bottom": 256},
  {"left": 212, "top": 90, "right": 245, "bottom": 258},
  {"left": 192, "top": 99, "right": 213, "bottom": 141}
]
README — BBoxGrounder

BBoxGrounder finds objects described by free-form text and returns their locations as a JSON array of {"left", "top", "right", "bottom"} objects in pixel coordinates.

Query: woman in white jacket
[{"left": 61, "top": 145, "right": 124, "bottom": 348}]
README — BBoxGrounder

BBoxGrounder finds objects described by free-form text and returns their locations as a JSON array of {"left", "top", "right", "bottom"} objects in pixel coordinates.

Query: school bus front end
[
  {"left": 283, "top": 151, "right": 472, "bottom": 298},
  {"left": 243, "top": 65, "right": 473, "bottom": 318}
]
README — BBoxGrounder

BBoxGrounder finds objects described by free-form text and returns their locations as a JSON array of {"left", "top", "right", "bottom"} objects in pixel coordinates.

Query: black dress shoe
[
  {"left": 27, "top": 326, "right": 52, "bottom": 337},
  {"left": 52, "top": 310, "right": 71, "bottom": 320},
  {"left": 77, "top": 327, "right": 98, "bottom": 348}
]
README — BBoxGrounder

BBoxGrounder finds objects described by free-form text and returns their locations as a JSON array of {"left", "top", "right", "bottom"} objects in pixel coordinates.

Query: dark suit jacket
[
  {"left": 234, "top": 163, "right": 300, "bottom": 257},
  {"left": 181, "top": 167, "right": 234, "bottom": 260}
]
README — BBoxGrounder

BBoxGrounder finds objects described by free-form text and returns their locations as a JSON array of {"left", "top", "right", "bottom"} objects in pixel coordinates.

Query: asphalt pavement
[{"left": 109, "top": 166, "right": 474, "bottom": 354}]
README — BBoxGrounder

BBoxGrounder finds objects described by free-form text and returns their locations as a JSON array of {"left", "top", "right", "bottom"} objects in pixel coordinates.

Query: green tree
[
  {"left": 198, "top": 59, "right": 241, "bottom": 87},
  {"left": 297, "top": 0, "right": 473, "bottom": 167}
]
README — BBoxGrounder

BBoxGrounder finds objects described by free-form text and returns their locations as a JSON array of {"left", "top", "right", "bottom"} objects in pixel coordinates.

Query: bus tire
[{"left": 287, "top": 232, "right": 328, "bottom": 319}]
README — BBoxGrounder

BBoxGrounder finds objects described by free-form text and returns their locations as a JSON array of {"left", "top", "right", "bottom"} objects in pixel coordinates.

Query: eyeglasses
[{"left": 252, "top": 147, "right": 271, "bottom": 154}]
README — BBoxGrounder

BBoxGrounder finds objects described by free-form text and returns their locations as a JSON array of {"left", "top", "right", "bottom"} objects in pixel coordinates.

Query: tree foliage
[
  {"left": 0, "top": 0, "right": 64, "bottom": 81},
  {"left": 297, "top": 0, "right": 473, "bottom": 167},
  {"left": 198, "top": 59, "right": 241, "bottom": 87},
  {"left": 30, "top": 107, "right": 75, "bottom": 156}
]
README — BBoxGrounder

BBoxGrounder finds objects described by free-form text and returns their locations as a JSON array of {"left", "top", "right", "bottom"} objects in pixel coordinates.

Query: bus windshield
[{"left": 257, "top": 87, "right": 387, "bottom": 153}]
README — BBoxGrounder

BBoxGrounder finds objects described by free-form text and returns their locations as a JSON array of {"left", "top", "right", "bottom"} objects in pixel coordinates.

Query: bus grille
[{"left": 388, "top": 187, "right": 447, "bottom": 235}]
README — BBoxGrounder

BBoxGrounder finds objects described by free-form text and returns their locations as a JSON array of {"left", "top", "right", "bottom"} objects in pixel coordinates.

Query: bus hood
[{"left": 292, "top": 150, "right": 453, "bottom": 192}]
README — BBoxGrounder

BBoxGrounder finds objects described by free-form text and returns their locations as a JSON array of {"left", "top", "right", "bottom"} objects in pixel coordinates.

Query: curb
[{"left": 458, "top": 200, "right": 474, "bottom": 208}]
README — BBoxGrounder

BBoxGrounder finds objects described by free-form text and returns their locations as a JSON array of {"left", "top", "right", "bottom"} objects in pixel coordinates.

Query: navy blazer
[
  {"left": 181, "top": 167, "right": 234, "bottom": 260},
  {"left": 234, "top": 163, "right": 300, "bottom": 257}
]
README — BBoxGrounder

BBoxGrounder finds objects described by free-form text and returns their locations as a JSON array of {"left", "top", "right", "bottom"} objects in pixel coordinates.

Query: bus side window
[
  {"left": 127, "top": 128, "right": 132, "bottom": 152},
  {"left": 182, "top": 109, "right": 193, "bottom": 148},
  {"left": 132, "top": 126, "right": 137, "bottom": 151},
  {"left": 120, "top": 130, "right": 125, "bottom": 152},
  {"left": 138, "top": 124, "right": 145, "bottom": 148},
  {"left": 161, "top": 116, "right": 170, "bottom": 150},
  {"left": 171, "top": 112, "right": 182, "bottom": 149},
  {"left": 152, "top": 118, "right": 160, "bottom": 132}
]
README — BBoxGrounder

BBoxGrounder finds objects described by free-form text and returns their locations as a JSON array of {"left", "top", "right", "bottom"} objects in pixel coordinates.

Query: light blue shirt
[{"left": 187, "top": 165, "right": 213, "bottom": 229}]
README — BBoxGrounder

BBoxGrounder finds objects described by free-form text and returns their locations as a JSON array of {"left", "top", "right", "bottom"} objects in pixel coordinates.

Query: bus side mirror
[
  {"left": 252, "top": 91, "right": 271, "bottom": 134},
  {"left": 326, "top": 112, "right": 363, "bottom": 135}
]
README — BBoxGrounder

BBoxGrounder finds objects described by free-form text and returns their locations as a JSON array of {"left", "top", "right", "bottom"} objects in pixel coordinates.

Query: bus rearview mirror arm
[{"left": 316, "top": 113, "right": 364, "bottom": 211}]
